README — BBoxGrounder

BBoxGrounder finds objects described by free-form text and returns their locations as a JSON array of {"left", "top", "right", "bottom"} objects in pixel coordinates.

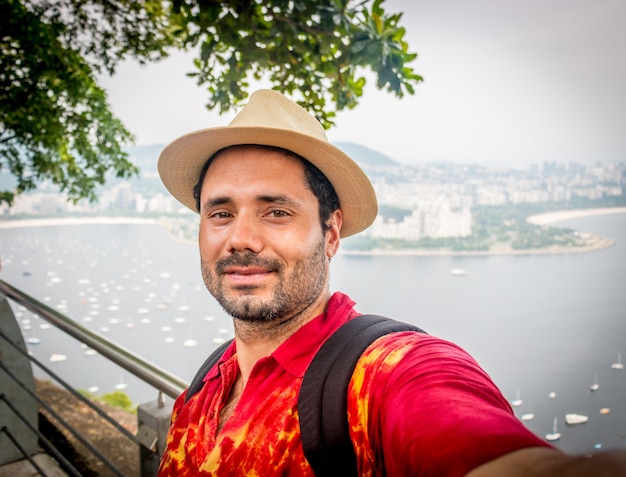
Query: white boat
[
  {"left": 565, "top": 413, "right": 589, "bottom": 425},
  {"left": 26, "top": 337, "right": 41, "bottom": 345},
  {"left": 545, "top": 417, "right": 561, "bottom": 442},
  {"left": 611, "top": 352, "right": 623, "bottom": 370},
  {"left": 50, "top": 353, "right": 67, "bottom": 362},
  {"left": 510, "top": 389, "right": 523, "bottom": 407},
  {"left": 115, "top": 375, "right": 127, "bottom": 390},
  {"left": 590, "top": 373, "right": 599, "bottom": 392},
  {"left": 449, "top": 268, "right": 467, "bottom": 276},
  {"left": 183, "top": 338, "right": 198, "bottom": 347},
  {"left": 521, "top": 404, "right": 535, "bottom": 421}
]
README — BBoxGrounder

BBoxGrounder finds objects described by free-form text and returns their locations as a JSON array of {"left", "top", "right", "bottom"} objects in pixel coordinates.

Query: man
[{"left": 156, "top": 89, "right": 625, "bottom": 476}]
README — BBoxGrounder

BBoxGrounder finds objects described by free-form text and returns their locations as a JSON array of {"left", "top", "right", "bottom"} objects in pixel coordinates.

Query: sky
[{"left": 99, "top": 0, "right": 626, "bottom": 168}]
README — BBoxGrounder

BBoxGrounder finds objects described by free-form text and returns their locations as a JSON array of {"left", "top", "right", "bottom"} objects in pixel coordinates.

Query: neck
[{"left": 233, "top": 291, "right": 329, "bottom": 383}]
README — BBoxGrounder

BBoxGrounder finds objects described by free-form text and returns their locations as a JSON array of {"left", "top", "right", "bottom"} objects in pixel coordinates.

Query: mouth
[{"left": 222, "top": 266, "right": 274, "bottom": 288}]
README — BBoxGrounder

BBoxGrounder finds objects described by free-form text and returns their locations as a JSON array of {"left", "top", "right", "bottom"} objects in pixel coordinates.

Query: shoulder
[
  {"left": 354, "top": 331, "right": 508, "bottom": 409},
  {"left": 356, "top": 331, "right": 485, "bottom": 378},
  {"left": 348, "top": 332, "right": 551, "bottom": 475}
]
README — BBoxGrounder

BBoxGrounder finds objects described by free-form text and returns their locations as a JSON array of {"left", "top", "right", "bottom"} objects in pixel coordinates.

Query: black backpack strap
[
  {"left": 298, "top": 314, "right": 424, "bottom": 477},
  {"left": 184, "top": 338, "right": 233, "bottom": 403}
]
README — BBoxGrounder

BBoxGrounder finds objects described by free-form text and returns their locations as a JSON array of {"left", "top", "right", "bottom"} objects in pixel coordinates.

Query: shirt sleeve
[{"left": 348, "top": 333, "right": 551, "bottom": 477}]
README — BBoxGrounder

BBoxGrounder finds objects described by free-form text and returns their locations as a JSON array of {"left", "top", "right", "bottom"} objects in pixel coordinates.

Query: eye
[
  {"left": 207, "top": 211, "right": 233, "bottom": 220},
  {"left": 267, "top": 209, "right": 290, "bottom": 218}
]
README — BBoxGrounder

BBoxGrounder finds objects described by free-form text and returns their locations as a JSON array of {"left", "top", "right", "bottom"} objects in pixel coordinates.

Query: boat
[
  {"left": 50, "top": 353, "right": 67, "bottom": 362},
  {"left": 565, "top": 413, "right": 588, "bottom": 425},
  {"left": 545, "top": 417, "right": 561, "bottom": 442},
  {"left": 590, "top": 373, "right": 599, "bottom": 391},
  {"left": 510, "top": 389, "right": 523, "bottom": 407},
  {"left": 449, "top": 268, "right": 467, "bottom": 276},
  {"left": 183, "top": 330, "right": 198, "bottom": 347},
  {"left": 26, "top": 337, "right": 41, "bottom": 345},
  {"left": 548, "top": 391, "right": 557, "bottom": 399},
  {"left": 521, "top": 404, "right": 535, "bottom": 421},
  {"left": 611, "top": 352, "right": 623, "bottom": 370},
  {"left": 115, "top": 375, "right": 127, "bottom": 390}
]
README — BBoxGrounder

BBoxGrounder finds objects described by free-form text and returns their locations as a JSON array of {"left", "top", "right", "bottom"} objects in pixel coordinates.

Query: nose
[{"left": 225, "top": 212, "right": 263, "bottom": 254}]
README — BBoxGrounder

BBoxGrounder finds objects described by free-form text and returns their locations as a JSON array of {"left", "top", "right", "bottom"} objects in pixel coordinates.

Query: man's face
[{"left": 198, "top": 146, "right": 341, "bottom": 324}]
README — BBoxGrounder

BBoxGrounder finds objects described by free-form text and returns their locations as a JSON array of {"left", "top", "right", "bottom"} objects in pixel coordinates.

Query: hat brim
[{"left": 158, "top": 125, "right": 378, "bottom": 238}]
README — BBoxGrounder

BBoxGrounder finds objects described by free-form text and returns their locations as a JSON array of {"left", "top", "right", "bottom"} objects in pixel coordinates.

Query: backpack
[{"left": 185, "top": 314, "right": 424, "bottom": 476}]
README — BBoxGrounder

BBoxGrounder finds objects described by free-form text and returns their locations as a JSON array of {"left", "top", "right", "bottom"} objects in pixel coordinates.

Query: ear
[{"left": 325, "top": 209, "right": 343, "bottom": 259}]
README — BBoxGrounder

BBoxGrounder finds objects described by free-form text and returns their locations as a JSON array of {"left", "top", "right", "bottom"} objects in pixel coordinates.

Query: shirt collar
[
  {"left": 204, "top": 291, "right": 358, "bottom": 382},
  {"left": 272, "top": 291, "right": 358, "bottom": 377}
]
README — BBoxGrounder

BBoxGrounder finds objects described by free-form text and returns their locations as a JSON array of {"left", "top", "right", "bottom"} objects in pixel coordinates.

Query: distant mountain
[
  {"left": 125, "top": 141, "right": 402, "bottom": 174},
  {"left": 126, "top": 144, "right": 164, "bottom": 173},
  {"left": 333, "top": 142, "right": 400, "bottom": 168}
]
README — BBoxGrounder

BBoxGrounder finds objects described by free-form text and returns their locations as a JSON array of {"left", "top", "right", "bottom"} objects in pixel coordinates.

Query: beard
[{"left": 201, "top": 239, "right": 328, "bottom": 323}]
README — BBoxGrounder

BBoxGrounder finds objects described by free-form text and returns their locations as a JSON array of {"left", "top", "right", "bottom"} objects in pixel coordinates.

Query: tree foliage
[
  {"left": 0, "top": 0, "right": 177, "bottom": 205},
  {"left": 173, "top": 0, "right": 422, "bottom": 126},
  {"left": 1, "top": 0, "right": 421, "bottom": 206}
]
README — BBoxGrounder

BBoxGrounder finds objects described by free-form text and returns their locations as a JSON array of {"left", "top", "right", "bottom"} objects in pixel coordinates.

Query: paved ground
[{"left": 0, "top": 452, "right": 68, "bottom": 477}]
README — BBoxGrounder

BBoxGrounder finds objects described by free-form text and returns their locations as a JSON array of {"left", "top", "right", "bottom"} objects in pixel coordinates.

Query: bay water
[{"left": 1, "top": 213, "right": 624, "bottom": 454}]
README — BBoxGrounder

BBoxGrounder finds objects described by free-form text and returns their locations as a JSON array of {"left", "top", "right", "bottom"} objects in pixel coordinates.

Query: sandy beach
[
  {"left": 0, "top": 216, "right": 158, "bottom": 229},
  {"left": 526, "top": 207, "right": 626, "bottom": 225}
]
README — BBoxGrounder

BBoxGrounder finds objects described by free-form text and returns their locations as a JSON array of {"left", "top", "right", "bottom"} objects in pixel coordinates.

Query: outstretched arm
[{"left": 466, "top": 447, "right": 626, "bottom": 476}]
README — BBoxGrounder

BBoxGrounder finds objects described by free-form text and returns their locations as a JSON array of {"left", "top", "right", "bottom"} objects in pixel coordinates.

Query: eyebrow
[{"left": 201, "top": 194, "right": 300, "bottom": 211}]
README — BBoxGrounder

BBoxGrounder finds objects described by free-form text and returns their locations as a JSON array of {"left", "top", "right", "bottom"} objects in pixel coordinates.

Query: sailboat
[
  {"left": 115, "top": 375, "right": 127, "bottom": 390},
  {"left": 590, "top": 373, "right": 599, "bottom": 391},
  {"left": 183, "top": 331, "right": 198, "bottom": 347},
  {"left": 510, "top": 389, "right": 523, "bottom": 407},
  {"left": 545, "top": 417, "right": 561, "bottom": 442},
  {"left": 521, "top": 404, "right": 535, "bottom": 421},
  {"left": 611, "top": 352, "right": 623, "bottom": 370}
]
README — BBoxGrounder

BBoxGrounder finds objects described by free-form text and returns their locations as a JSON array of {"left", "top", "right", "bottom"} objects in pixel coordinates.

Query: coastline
[
  {"left": 0, "top": 216, "right": 158, "bottom": 229},
  {"left": 1, "top": 207, "right": 624, "bottom": 256},
  {"left": 526, "top": 207, "right": 626, "bottom": 225},
  {"left": 343, "top": 206, "right": 626, "bottom": 257}
]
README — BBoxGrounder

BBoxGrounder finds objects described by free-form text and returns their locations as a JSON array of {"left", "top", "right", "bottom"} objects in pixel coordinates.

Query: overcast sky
[{"left": 99, "top": 0, "right": 626, "bottom": 168}]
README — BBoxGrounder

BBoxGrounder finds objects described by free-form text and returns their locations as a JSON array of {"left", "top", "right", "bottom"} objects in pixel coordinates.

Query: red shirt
[{"left": 158, "top": 292, "right": 549, "bottom": 476}]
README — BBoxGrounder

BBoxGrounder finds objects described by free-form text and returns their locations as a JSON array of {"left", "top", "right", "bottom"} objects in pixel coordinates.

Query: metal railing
[{"left": 0, "top": 278, "right": 187, "bottom": 476}]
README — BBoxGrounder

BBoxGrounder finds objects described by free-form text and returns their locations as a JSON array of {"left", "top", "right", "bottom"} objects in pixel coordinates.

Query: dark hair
[{"left": 192, "top": 146, "right": 340, "bottom": 232}]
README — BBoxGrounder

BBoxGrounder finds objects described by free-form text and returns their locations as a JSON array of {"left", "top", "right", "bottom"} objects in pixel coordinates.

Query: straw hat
[{"left": 158, "top": 89, "right": 378, "bottom": 238}]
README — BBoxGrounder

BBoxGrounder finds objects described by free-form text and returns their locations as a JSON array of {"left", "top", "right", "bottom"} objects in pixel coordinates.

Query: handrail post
[
  {"left": 0, "top": 293, "right": 38, "bottom": 465},
  {"left": 137, "top": 393, "right": 174, "bottom": 477}
]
